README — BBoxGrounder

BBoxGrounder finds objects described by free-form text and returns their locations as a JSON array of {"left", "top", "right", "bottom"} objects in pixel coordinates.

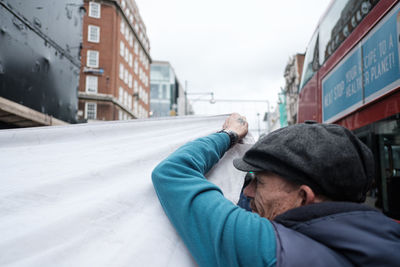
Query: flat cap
[{"left": 233, "top": 122, "right": 375, "bottom": 202}]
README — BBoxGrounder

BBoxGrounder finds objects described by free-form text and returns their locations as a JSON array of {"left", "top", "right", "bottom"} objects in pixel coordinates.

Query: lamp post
[{"left": 184, "top": 91, "right": 216, "bottom": 115}]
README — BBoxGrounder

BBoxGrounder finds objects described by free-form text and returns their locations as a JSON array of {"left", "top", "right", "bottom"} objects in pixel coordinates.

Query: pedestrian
[{"left": 152, "top": 113, "right": 400, "bottom": 267}]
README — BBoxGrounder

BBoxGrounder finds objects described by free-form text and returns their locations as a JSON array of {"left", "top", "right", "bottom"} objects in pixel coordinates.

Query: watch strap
[{"left": 217, "top": 129, "right": 239, "bottom": 148}]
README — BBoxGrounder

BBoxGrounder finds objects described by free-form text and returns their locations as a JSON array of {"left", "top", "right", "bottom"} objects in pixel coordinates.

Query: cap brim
[{"left": 233, "top": 158, "right": 264, "bottom": 172}]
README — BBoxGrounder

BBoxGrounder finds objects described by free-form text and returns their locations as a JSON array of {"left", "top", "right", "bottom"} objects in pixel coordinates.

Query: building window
[
  {"left": 128, "top": 74, "right": 132, "bottom": 88},
  {"left": 88, "top": 25, "right": 100, "bottom": 43},
  {"left": 89, "top": 2, "right": 101, "bottom": 18},
  {"left": 134, "top": 41, "right": 139, "bottom": 55},
  {"left": 124, "top": 27, "right": 129, "bottom": 41},
  {"left": 124, "top": 69, "right": 128, "bottom": 84},
  {"left": 129, "top": 33, "right": 133, "bottom": 47},
  {"left": 134, "top": 80, "right": 138, "bottom": 93},
  {"left": 134, "top": 60, "right": 138, "bottom": 74},
  {"left": 85, "top": 102, "right": 97, "bottom": 120},
  {"left": 119, "top": 87, "right": 123, "bottom": 102},
  {"left": 120, "top": 19, "right": 125, "bottom": 34},
  {"left": 87, "top": 50, "right": 99, "bottom": 68},
  {"left": 162, "top": 84, "right": 168, "bottom": 99},
  {"left": 85, "top": 75, "right": 98, "bottom": 93},
  {"left": 121, "top": 0, "right": 126, "bottom": 9},
  {"left": 151, "top": 84, "right": 159, "bottom": 99},
  {"left": 119, "top": 64, "right": 124, "bottom": 80},
  {"left": 124, "top": 91, "right": 128, "bottom": 106},
  {"left": 125, "top": 47, "right": 129, "bottom": 62},
  {"left": 120, "top": 41, "right": 125, "bottom": 57},
  {"left": 129, "top": 53, "right": 133, "bottom": 67}
]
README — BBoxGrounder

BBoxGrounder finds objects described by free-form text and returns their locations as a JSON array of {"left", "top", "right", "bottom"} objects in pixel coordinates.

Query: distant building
[
  {"left": 268, "top": 104, "right": 281, "bottom": 132},
  {"left": 79, "top": 0, "right": 151, "bottom": 122},
  {"left": 150, "top": 61, "right": 189, "bottom": 117},
  {"left": 282, "top": 53, "right": 304, "bottom": 125}
]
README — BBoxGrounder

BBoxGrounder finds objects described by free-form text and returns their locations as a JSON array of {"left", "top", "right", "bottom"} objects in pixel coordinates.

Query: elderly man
[{"left": 152, "top": 113, "right": 400, "bottom": 267}]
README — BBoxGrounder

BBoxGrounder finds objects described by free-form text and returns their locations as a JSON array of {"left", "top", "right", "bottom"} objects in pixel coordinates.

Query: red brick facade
[{"left": 79, "top": 0, "right": 151, "bottom": 122}]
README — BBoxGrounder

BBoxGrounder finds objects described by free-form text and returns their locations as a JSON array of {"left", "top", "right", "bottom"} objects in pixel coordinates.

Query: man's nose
[{"left": 243, "top": 179, "right": 256, "bottom": 198}]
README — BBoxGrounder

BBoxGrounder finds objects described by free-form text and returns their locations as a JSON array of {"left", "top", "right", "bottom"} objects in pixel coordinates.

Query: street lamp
[{"left": 184, "top": 91, "right": 216, "bottom": 115}]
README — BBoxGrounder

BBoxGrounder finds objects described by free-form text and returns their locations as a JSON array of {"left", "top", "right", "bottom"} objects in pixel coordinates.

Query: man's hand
[{"left": 222, "top": 113, "right": 248, "bottom": 139}]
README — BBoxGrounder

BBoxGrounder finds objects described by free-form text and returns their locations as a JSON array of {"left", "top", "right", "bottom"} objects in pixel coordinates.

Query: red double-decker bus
[{"left": 298, "top": 0, "right": 400, "bottom": 219}]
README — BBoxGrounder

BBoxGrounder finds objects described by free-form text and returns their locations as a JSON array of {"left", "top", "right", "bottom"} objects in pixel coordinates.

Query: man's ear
[{"left": 298, "top": 185, "right": 316, "bottom": 206}]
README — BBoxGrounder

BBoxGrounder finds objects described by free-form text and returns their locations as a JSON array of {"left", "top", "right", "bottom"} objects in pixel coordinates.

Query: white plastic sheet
[{"left": 0, "top": 116, "right": 253, "bottom": 267}]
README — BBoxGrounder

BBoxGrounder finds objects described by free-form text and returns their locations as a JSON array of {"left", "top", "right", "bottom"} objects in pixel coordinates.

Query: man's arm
[{"left": 152, "top": 114, "right": 277, "bottom": 267}]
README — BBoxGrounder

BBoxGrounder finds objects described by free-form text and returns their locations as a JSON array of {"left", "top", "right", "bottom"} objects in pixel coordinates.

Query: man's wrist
[{"left": 217, "top": 129, "right": 239, "bottom": 148}]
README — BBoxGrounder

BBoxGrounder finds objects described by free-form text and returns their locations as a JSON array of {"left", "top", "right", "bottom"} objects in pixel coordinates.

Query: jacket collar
[{"left": 274, "top": 201, "right": 378, "bottom": 228}]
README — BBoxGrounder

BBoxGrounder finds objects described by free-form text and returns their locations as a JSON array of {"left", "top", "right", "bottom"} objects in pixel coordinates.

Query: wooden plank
[
  {"left": 15, "top": 120, "right": 41, "bottom": 127},
  {"left": 0, "top": 97, "right": 68, "bottom": 126},
  {"left": 0, "top": 115, "right": 24, "bottom": 123}
]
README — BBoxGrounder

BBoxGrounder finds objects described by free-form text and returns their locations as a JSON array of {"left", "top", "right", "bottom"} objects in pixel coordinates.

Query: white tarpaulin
[{"left": 0, "top": 115, "right": 254, "bottom": 267}]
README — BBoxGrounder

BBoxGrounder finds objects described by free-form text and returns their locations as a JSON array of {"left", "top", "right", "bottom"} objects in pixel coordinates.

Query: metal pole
[{"left": 184, "top": 80, "right": 188, "bottom": 115}]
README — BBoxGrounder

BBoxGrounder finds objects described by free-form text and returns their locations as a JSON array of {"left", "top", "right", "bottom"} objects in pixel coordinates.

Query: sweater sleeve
[{"left": 152, "top": 133, "right": 277, "bottom": 267}]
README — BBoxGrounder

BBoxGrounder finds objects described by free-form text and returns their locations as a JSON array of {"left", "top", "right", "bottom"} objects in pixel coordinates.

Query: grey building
[
  {"left": 150, "top": 61, "right": 188, "bottom": 117},
  {"left": 282, "top": 53, "right": 304, "bottom": 125}
]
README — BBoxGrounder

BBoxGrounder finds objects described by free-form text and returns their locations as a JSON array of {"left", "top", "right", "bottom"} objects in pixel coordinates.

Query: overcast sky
[{"left": 135, "top": 0, "right": 332, "bottom": 134}]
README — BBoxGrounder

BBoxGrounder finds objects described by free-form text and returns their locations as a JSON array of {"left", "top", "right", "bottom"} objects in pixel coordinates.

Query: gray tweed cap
[{"left": 233, "top": 121, "right": 375, "bottom": 202}]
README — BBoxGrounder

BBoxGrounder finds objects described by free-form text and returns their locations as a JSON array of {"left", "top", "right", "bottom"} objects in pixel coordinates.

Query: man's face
[{"left": 243, "top": 172, "right": 303, "bottom": 220}]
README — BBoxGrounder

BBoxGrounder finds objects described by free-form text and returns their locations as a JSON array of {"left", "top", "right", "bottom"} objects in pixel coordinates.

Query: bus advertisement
[{"left": 298, "top": 0, "right": 400, "bottom": 219}]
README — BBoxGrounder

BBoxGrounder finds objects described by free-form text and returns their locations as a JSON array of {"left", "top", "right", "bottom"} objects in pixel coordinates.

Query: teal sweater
[{"left": 152, "top": 133, "right": 277, "bottom": 267}]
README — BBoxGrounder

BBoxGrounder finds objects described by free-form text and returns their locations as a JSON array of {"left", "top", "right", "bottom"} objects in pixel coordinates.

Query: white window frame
[
  {"left": 134, "top": 60, "right": 138, "bottom": 74},
  {"left": 120, "top": 19, "right": 125, "bottom": 34},
  {"left": 134, "top": 41, "right": 139, "bottom": 55},
  {"left": 124, "top": 91, "right": 128, "bottom": 106},
  {"left": 85, "top": 75, "right": 98, "bottom": 93},
  {"left": 128, "top": 74, "right": 132, "bottom": 88},
  {"left": 89, "top": 2, "right": 101, "bottom": 19},
  {"left": 129, "top": 53, "right": 133, "bottom": 67},
  {"left": 120, "top": 41, "right": 125, "bottom": 57},
  {"left": 124, "top": 27, "right": 129, "bottom": 41},
  {"left": 129, "top": 33, "right": 133, "bottom": 47},
  {"left": 85, "top": 102, "right": 97, "bottom": 120},
  {"left": 119, "top": 87, "right": 124, "bottom": 102},
  {"left": 87, "top": 50, "right": 99, "bottom": 68},
  {"left": 88, "top": 25, "right": 100, "bottom": 43},
  {"left": 134, "top": 80, "right": 138, "bottom": 93},
  {"left": 124, "top": 69, "right": 129, "bottom": 84},
  {"left": 124, "top": 47, "right": 129, "bottom": 62},
  {"left": 119, "top": 64, "right": 124, "bottom": 80}
]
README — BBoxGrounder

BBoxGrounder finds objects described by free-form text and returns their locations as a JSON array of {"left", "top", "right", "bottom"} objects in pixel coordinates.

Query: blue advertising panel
[
  {"left": 363, "top": 11, "right": 400, "bottom": 100},
  {"left": 322, "top": 5, "right": 400, "bottom": 123},
  {"left": 322, "top": 48, "right": 363, "bottom": 122}
]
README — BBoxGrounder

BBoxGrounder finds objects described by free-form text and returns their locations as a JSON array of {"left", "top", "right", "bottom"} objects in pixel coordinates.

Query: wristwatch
[{"left": 217, "top": 129, "right": 239, "bottom": 148}]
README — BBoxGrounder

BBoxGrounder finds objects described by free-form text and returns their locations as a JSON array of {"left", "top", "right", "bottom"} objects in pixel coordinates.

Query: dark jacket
[{"left": 272, "top": 202, "right": 400, "bottom": 267}]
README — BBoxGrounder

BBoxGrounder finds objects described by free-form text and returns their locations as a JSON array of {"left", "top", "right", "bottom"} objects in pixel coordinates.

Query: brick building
[{"left": 79, "top": 0, "right": 151, "bottom": 122}]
